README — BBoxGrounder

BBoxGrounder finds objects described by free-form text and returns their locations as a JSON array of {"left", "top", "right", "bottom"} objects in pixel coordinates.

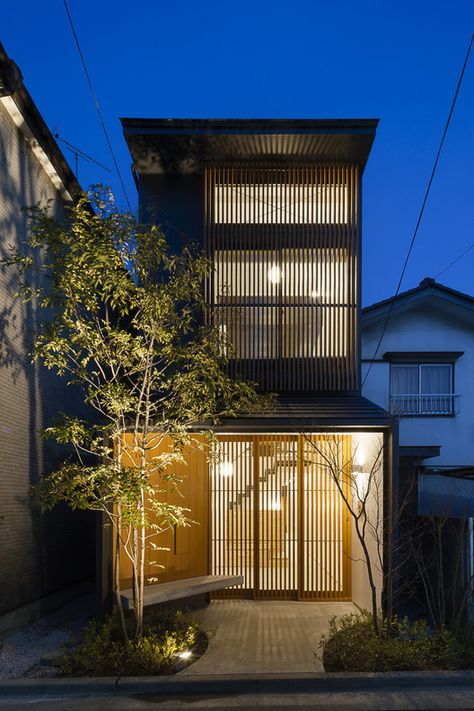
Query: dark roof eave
[
  {"left": 0, "top": 42, "right": 81, "bottom": 200},
  {"left": 120, "top": 117, "right": 380, "bottom": 136},
  {"left": 189, "top": 396, "right": 394, "bottom": 433},
  {"left": 121, "top": 118, "right": 379, "bottom": 174}
]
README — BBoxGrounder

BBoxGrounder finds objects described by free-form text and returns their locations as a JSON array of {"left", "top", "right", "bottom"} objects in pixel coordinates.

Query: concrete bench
[{"left": 120, "top": 574, "right": 243, "bottom": 609}]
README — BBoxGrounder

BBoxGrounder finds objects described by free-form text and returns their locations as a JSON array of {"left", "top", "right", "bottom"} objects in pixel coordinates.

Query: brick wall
[{"left": 0, "top": 100, "right": 94, "bottom": 617}]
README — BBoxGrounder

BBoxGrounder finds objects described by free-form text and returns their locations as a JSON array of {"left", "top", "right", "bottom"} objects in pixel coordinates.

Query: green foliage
[
  {"left": 58, "top": 609, "right": 204, "bottom": 676},
  {"left": 2, "top": 186, "right": 269, "bottom": 638},
  {"left": 320, "top": 610, "right": 474, "bottom": 672}
]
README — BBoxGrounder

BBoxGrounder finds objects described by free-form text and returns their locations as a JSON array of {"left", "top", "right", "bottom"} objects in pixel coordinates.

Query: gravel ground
[{"left": 0, "top": 594, "right": 94, "bottom": 680}]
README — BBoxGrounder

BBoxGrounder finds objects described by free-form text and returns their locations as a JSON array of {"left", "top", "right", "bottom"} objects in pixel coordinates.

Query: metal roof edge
[
  {"left": 0, "top": 42, "right": 82, "bottom": 201},
  {"left": 120, "top": 118, "right": 380, "bottom": 136}
]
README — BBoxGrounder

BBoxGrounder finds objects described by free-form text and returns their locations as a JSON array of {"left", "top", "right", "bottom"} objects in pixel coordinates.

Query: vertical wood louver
[
  {"left": 205, "top": 164, "right": 359, "bottom": 393},
  {"left": 210, "top": 434, "right": 351, "bottom": 600}
]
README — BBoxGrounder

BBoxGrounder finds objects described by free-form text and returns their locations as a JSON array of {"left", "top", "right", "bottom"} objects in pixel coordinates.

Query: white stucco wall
[
  {"left": 362, "top": 302, "right": 474, "bottom": 467},
  {"left": 351, "top": 432, "right": 384, "bottom": 612}
]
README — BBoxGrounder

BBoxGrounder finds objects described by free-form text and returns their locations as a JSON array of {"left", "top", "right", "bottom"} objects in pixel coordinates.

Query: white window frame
[{"left": 389, "top": 363, "right": 455, "bottom": 416}]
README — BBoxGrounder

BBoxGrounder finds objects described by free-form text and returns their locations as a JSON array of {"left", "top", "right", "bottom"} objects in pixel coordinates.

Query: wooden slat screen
[
  {"left": 211, "top": 434, "right": 351, "bottom": 600},
  {"left": 300, "top": 435, "right": 351, "bottom": 600},
  {"left": 211, "top": 437, "right": 255, "bottom": 596},
  {"left": 205, "top": 164, "right": 359, "bottom": 393}
]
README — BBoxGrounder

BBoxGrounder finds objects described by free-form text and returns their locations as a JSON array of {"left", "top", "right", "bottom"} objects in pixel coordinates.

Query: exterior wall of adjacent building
[
  {"left": 361, "top": 303, "right": 474, "bottom": 467},
  {"left": 0, "top": 98, "right": 94, "bottom": 627}
]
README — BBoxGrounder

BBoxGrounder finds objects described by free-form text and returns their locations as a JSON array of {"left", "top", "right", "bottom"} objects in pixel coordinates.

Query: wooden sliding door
[{"left": 211, "top": 434, "right": 351, "bottom": 600}]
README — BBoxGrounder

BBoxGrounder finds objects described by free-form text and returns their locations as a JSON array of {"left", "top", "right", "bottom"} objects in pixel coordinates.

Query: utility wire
[
  {"left": 62, "top": 0, "right": 132, "bottom": 211},
  {"left": 362, "top": 32, "right": 473, "bottom": 386},
  {"left": 54, "top": 133, "right": 111, "bottom": 172},
  {"left": 435, "top": 241, "right": 474, "bottom": 279}
]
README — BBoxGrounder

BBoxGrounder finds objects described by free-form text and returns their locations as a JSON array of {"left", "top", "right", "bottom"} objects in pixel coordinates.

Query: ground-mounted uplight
[{"left": 178, "top": 650, "right": 192, "bottom": 660}]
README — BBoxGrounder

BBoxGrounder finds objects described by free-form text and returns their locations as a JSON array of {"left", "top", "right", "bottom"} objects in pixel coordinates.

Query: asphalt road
[{"left": 2, "top": 687, "right": 474, "bottom": 710}]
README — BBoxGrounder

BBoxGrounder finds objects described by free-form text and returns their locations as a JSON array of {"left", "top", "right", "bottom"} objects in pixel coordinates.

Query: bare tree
[{"left": 300, "top": 433, "right": 385, "bottom": 635}]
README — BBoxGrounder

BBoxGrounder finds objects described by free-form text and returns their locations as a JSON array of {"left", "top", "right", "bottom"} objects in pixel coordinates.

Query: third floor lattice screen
[
  {"left": 214, "top": 183, "right": 349, "bottom": 224},
  {"left": 205, "top": 165, "right": 360, "bottom": 393}
]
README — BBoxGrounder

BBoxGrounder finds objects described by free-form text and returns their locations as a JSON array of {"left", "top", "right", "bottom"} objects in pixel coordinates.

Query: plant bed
[
  {"left": 320, "top": 610, "right": 474, "bottom": 672},
  {"left": 56, "top": 608, "right": 207, "bottom": 677}
]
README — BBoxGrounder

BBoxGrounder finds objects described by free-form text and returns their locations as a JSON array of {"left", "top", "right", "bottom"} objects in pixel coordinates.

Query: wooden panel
[
  {"left": 210, "top": 436, "right": 255, "bottom": 596},
  {"left": 117, "top": 434, "right": 209, "bottom": 589},
  {"left": 205, "top": 164, "right": 359, "bottom": 393},
  {"left": 300, "top": 435, "right": 352, "bottom": 600}
]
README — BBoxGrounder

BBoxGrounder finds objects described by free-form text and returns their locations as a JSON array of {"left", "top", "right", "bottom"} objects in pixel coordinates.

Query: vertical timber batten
[
  {"left": 211, "top": 434, "right": 352, "bottom": 601},
  {"left": 205, "top": 163, "right": 359, "bottom": 394}
]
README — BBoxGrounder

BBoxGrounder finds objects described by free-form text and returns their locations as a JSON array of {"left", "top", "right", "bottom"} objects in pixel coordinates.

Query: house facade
[
  {"left": 0, "top": 44, "right": 94, "bottom": 631},
  {"left": 119, "top": 119, "right": 397, "bottom": 609},
  {"left": 362, "top": 277, "right": 474, "bottom": 517}
]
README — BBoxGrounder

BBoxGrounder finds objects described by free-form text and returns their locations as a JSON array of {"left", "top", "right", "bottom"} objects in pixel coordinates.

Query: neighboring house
[
  {"left": 116, "top": 118, "right": 397, "bottom": 610},
  {"left": 0, "top": 44, "right": 94, "bottom": 632},
  {"left": 362, "top": 277, "right": 474, "bottom": 509},
  {"left": 361, "top": 278, "right": 474, "bottom": 614}
]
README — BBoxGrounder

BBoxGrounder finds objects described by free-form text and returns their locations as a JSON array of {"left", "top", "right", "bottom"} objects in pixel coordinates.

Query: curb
[{"left": 2, "top": 670, "right": 474, "bottom": 698}]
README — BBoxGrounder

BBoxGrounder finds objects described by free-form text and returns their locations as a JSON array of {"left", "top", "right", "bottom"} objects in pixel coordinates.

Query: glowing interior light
[
  {"left": 268, "top": 265, "right": 281, "bottom": 284},
  {"left": 270, "top": 497, "right": 282, "bottom": 511},
  {"left": 178, "top": 650, "right": 192, "bottom": 660},
  {"left": 219, "top": 460, "right": 233, "bottom": 477},
  {"left": 354, "top": 471, "right": 369, "bottom": 501},
  {"left": 354, "top": 446, "right": 366, "bottom": 467},
  {"left": 311, "top": 290, "right": 320, "bottom": 299}
]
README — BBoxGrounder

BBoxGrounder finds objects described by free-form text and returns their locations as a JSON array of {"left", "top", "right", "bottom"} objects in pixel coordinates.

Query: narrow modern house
[{"left": 118, "top": 119, "right": 397, "bottom": 609}]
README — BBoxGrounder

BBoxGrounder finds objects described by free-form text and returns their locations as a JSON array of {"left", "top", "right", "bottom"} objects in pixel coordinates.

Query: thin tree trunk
[{"left": 115, "top": 504, "right": 128, "bottom": 643}]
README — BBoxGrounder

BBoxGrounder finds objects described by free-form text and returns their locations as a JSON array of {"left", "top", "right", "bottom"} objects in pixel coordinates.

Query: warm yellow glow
[
  {"left": 354, "top": 446, "right": 366, "bottom": 467},
  {"left": 219, "top": 460, "right": 234, "bottom": 477},
  {"left": 214, "top": 184, "right": 349, "bottom": 224},
  {"left": 354, "top": 470, "right": 369, "bottom": 500},
  {"left": 270, "top": 496, "right": 282, "bottom": 511},
  {"left": 268, "top": 265, "right": 281, "bottom": 284}
]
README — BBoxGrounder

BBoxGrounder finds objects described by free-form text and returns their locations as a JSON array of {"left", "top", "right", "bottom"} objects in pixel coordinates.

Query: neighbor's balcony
[{"left": 389, "top": 394, "right": 459, "bottom": 416}]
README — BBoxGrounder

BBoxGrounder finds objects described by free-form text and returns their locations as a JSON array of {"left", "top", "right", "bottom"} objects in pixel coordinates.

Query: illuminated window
[
  {"left": 213, "top": 249, "right": 350, "bottom": 359},
  {"left": 214, "top": 184, "right": 349, "bottom": 224}
]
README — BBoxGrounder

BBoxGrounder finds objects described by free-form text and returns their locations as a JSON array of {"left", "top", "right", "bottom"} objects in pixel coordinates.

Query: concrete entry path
[{"left": 181, "top": 599, "right": 355, "bottom": 675}]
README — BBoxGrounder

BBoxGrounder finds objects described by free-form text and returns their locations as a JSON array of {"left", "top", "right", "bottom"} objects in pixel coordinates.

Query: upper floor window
[
  {"left": 390, "top": 363, "right": 454, "bottom": 416},
  {"left": 214, "top": 183, "right": 349, "bottom": 224},
  {"left": 212, "top": 168, "right": 354, "bottom": 225}
]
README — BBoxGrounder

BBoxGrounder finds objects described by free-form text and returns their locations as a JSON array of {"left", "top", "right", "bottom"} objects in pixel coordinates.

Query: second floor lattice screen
[{"left": 205, "top": 165, "right": 360, "bottom": 392}]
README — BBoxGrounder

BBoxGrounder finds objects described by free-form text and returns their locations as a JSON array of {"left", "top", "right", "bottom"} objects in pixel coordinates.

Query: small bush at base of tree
[
  {"left": 58, "top": 609, "right": 206, "bottom": 676},
  {"left": 321, "top": 611, "right": 474, "bottom": 672}
]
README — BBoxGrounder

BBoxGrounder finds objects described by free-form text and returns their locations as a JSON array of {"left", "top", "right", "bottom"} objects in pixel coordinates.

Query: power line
[
  {"left": 362, "top": 32, "right": 473, "bottom": 387},
  {"left": 54, "top": 133, "right": 112, "bottom": 177},
  {"left": 435, "top": 241, "right": 474, "bottom": 279},
  {"left": 62, "top": 0, "right": 132, "bottom": 212}
]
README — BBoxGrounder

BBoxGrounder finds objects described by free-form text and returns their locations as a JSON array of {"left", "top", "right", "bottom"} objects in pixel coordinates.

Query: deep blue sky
[{"left": 3, "top": 1, "right": 473, "bottom": 305}]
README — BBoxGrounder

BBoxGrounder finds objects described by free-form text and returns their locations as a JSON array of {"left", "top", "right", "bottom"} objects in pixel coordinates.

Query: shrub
[
  {"left": 321, "top": 610, "right": 474, "bottom": 672},
  {"left": 58, "top": 608, "right": 206, "bottom": 676}
]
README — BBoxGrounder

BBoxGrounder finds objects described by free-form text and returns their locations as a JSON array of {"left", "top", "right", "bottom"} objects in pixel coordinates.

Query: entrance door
[{"left": 210, "top": 434, "right": 351, "bottom": 600}]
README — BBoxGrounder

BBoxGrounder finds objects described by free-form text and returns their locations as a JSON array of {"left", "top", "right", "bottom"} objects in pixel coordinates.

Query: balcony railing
[{"left": 389, "top": 394, "right": 459, "bottom": 416}]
